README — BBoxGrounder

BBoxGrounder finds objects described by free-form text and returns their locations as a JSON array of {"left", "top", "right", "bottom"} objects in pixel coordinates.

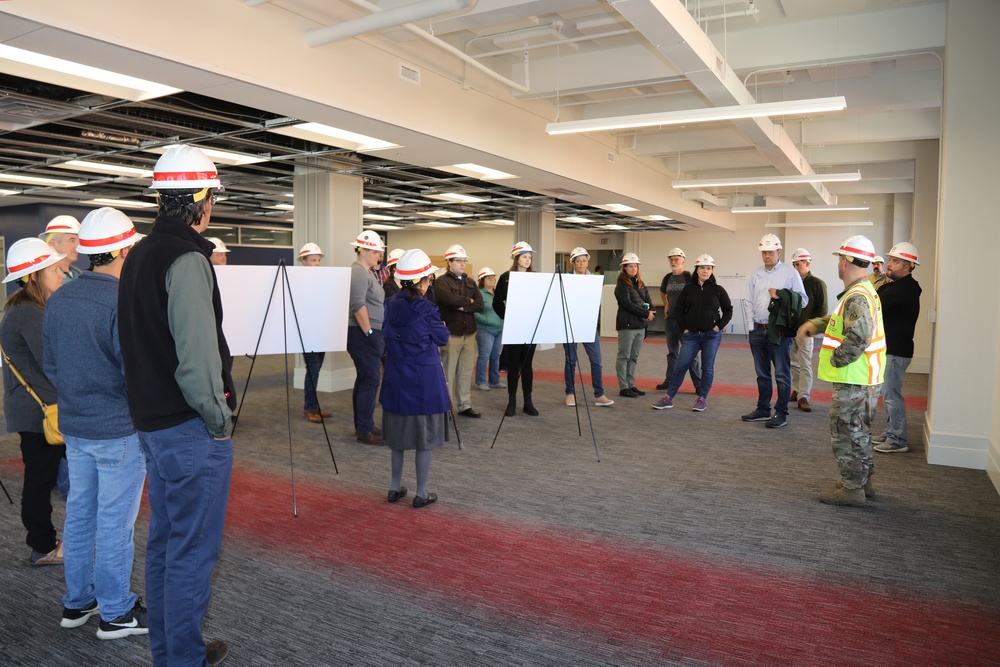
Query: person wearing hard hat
[
  {"left": 652, "top": 254, "right": 732, "bottom": 411},
  {"left": 380, "top": 249, "right": 451, "bottom": 508},
  {"left": 494, "top": 242, "right": 539, "bottom": 416},
  {"left": 436, "top": 244, "right": 484, "bottom": 418},
  {"left": 0, "top": 237, "right": 67, "bottom": 567},
  {"left": 347, "top": 230, "right": 387, "bottom": 444},
  {"left": 656, "top": 247, "right": 701, "bottom": 395},
  {"left": 382, "top": 248, "right": 405, "bottom": 299},
  {"left": 297, "top": 243, "right": 331, "bottom": 424},
  {"left": 42, "top": 207, "right": 149, "bottom": 639},
  {"left": 797, "top": 235, "right": 885, "bottom": 506},
  {"left": 742, "top": 234, "right": 808, "bottom": 429},
  {"left": 563, "top": 248, "right": 614, "bottom": 407},
  {"left": 117, "top": 145, "right": 233, "bottom": 666},
  {"left": 39, "top": 215, "right": 83, "bottom": 283},
  {"left": 206, "top": 237, "right": 230, "bottom": 266},
  {"left": 869, "top": 255, "right": 890, "bottom": 290},
  {"left": 473, "top": 267, "right": 505, "bottom": 391},
  {"left": 788, "top": 249, "right": 828, "bottom": 412},
  {"left": 614, "top": 253, "right": 655, "bottom": 398},
  {"left": 873, "top": 242, "right": 922, "bottom": 454}
]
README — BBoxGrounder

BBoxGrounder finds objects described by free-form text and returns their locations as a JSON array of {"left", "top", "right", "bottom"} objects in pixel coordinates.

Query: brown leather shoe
[
  {"left": 356, "top": 431, "right": 383, "bottom": 445},
  {"left": 303, "top": 409, "right": 330, "bottom": 423},
  {"left": 206, "top": 639, "right": 230, "bottom": 666},
  {"left": 355, "top": 427, "right": 382, "bottom": 438},
  {"left": 797, "top": 396, "right": 812, "bottom": 412},
  {"left": 788, "top": 390, "right": 798, "bottom": 403}
]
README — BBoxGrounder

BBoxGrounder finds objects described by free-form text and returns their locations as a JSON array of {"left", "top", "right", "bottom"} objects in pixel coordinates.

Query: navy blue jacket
[{"left": 380, "top": 292, "right": 451, "bottom": 415}]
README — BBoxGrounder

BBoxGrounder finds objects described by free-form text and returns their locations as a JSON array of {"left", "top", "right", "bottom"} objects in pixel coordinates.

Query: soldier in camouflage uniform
[{"left": 797, "top": 236, "right": 886, "bottom": 507}]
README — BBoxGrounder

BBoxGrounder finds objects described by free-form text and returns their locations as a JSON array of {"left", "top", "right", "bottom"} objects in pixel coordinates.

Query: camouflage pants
[{"left": 830, "top": 383, "right": 881, "bottom": 489}]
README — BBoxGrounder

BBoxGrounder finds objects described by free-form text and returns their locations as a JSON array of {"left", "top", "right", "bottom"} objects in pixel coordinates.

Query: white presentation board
[
  {"left": 215, "top": 265, "right": 351, "bottom": 356},
  {"left": 501, "top": 272, "right": 603, "bottom": 345},
  {"left": 716, "top": 273, "right": 750, "bottom": 335}
]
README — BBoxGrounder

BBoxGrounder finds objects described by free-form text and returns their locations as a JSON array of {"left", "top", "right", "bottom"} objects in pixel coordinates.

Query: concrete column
[
  {"left": 514, "top": 209, "right": 556, "bottom": 273},
  {"left": 924, "top": 0, "right": 1000, "bottom": 480},
  {"left": 908, "top": 140, "right": 938, "bottom": 374},
  {"left": 292, "top": 158, "right": 365, "bottom": 394}
]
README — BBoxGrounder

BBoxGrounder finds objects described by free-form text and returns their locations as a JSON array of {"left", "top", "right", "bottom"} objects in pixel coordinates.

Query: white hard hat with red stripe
[
  {"left": 444, "top": 244, "right": 468, "bottom": 260},
  {"left": 694, "top": 253, "right": 716, "bottom": 267},
  {"left": 790, "top": 248, "right": 812, "bottom": 263},
  {"left": 386, "top": 248, "right": 405, "bottom": 267},
  {"left": 570, "top": 247, "right": 589, "bottom": 261},
  {"left": 758, "top": 234, "right": 782, "bottom": 251},
  {"left": 887, "top": 242, "right": 920, "bottom": 266},
  {"left": 873, "top": 255, "right": 885, "bottom": 264},
  {"left": 77, "top": 207, "right": 140, "bottom": 254},
  {"left": 476, "top": 267, "right": 496, "bottom": 280},
  {"left": 511, "top": 241, "right": 533, "bottom": 258},
  {"left": 150, "top": 145, "right": 221, "bottom": 190},
  {"left": 395, "top": 249, "right": 438, "bottom": 282},
  {"left": 299, "top": 242, "right": 323, "bottom": 258},
  {"left": 667, "top": 247, "right": 686, "bottom": 258},
  {"left": 38, "top": 215, "right": 81, "bottom": 238},
  {"left": 834, "top": 235, "right": 876, "bottom": 262},
  {"left": 206, "top": 237, "right": 230, "bottom": 253},
  {"left": 4, "top": 237, "right": 65, "bottom": 284},
  {"left": 351, "top": 230, "right": 385, "bottom": 251},
  {"left": 621, "top": 252, "right": 641, "bottom": 265}
]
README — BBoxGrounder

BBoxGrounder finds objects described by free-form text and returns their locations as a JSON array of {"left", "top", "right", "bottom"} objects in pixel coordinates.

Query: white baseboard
[
  {"left": 293, "top": 367, "right": 356, "bottom": 393},
  {"left": 923, "top": 415, "right": 989, "bottom": 469}
]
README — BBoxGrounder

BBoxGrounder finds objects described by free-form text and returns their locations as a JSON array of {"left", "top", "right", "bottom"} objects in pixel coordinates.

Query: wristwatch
[{"left": 365, "top": 328, "right": 373, "bottom": 337}]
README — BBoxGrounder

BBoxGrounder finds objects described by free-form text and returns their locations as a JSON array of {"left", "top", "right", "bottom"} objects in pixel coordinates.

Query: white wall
[{"left": 385, "top": 226, "right": 516, "bottom": 278}]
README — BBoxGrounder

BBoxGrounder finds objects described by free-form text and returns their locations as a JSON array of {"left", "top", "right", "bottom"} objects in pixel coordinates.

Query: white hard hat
[
  {"left": 351, "top": 230, "right": 385, "bottom": 251},
  {"left": 38, "top": 215, "right": 81, "bottom": 238},
  {"left": 396, "top": 249, "right": 438, "bottom": 282},
  {"left": 873, "top": 255, "right": 885, "bottom": 264},
  {"left": 887, "top": 242, "right": 920, "bottom": 265},
  {"left": 77, "top": 208, "right": 140, "bottom": 254},
  {"left": 667, "top": 247, "right": 686, "bottom": 258},
  {"left": 476, "top": 267, "right": 496, "bottom": 281},
  {"left": 694, "top": 253, "right": 716, "bottom": 267},
  {"left": 386, "top": 248, "right": 405, "bottom": 267},
  {"left": 299, "top": 242, "right": 323, "bottom": 259},
  {"left": 206, "top": 237, "right": 230, "bottom": 254},
  {"left": 759, "top": 234, "right": 782, "bottom": 251},
  {"left": 621, "top": 252, "right": 641, "bottom": 265},
  {"left": 834, "top": 235, "right": 876, "bottom": 263},
  {"left": 150, "top": 145, "right": 221, "bottom": 190},
  {"left": 444, "top": 244, "right": 468, "bottom": 260},
  {"left": 570, "top": 247, "right": 589, "bottom": 261},
  {"left": 790, "top": 248, "right": 812, "bottom": 263},
  {"left": 4, "top": 237, "right": 65, "bottom": 284},
  {"left": 511, "top": 241, "right": 533, "bottom": 258}
]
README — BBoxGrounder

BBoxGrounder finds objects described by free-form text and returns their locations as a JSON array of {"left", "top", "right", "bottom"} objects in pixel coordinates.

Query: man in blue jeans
[
  {"left": 562, "top": 248, "right": 614, "bottom": 407},
  {"left": 119, "top": 146, "right": 234, "bottom": 667},
  {"left": 346, "top": 230, "right": 386, "bottom": 444},
  {"left": 43, "top": 207, "right": 147, "bottom": 641},
  {"left": 742, "top": 234, "right": 807, "bottom": 429}
]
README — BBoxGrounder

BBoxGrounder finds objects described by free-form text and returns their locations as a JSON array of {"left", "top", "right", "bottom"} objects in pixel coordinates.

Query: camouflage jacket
[{"left": 808, "top": 278, "right": 875, "bottom": 369}]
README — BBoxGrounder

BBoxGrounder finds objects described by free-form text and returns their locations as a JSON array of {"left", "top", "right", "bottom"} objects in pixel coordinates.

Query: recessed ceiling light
[
  {"left": 268, "top": 122, "right": 398, "bottom": 152},
  {"left": 0, "top": 173, "right": 86, "bottom": 187},
  {"left": 603, "top": 203, "right": 638, "bottom": 212},
  {"left": 427, "top": 193, "right": 488, "bottom": 203},
  {"left": 266, "top": 204, "right": 295, "bottom": 211},
  {"left": 604, "top": 224, "right": 628, "bottom": 230},
  {"left": 363, "top": 199, "right": 400, "bottom": 208},
  {"left": 54, "top": 160, "right": 154, "bottom": 178},
  {"left": 419, "top": 210, "right": 473, "bottom": 218},
  {"left": 646, "top": 214, "right": 672, "bottom": 221},
  {"left": 0, "top": 188, "right": 20, "bottom": 196},
  {"left": 143, "top": 144, "right": 267, "bottom": 166},
  {"left": 441, "top": 163, "right": 518, "bottom": 180},
  {"left": 364, "top": 223, "right": 401, "bottom": 231},
  {"left": 82, "top": 198, "right": 158, "bottom": 209},
  {"left": 560, "top": 216, "right": 591, "bottom": 223},
  {"left": 363, "top": 213, "right": 401, "bottom": 221},
  {"left": 416, "top": 221, "right": 461, "bottom": 228},
  {"left": 480, "top": 219, "right": 515, "bottom": 226}
]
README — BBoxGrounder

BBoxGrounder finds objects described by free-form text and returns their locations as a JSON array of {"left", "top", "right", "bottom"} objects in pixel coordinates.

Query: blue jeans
[
  {"left": 749, "top": 328, "right": 793, "bottom": 416},
  {"left": 667, "top": 330, "right": 721, "bottom": 399},
  {"left": 475, "top": 328, "right": 503, "bottom": 386},
  {"left": 664, "top": 317, "right": 701, "bottom": 390},
  {"left": 140, "top": 418, "right": 233, "bottom": 667},
  {"left": 62, "top": 432, "right": 146, "bottom": 621},
  {"left": 302, "top": 351, "right": 326, "bottom": 412},
  {"left": 881, "top": 354, "right": 911, "bottom": 444},
  {"left": 563, "top": 336, "right": 605, "bottom": 398},
  {"left": 346, "top": 327, "right": 385, "bottom": 434}
]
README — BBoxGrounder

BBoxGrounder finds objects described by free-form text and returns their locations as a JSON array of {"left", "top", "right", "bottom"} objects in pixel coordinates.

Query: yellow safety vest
[{"left": 818, "top": 280, "right": 886, "bottom": 385}]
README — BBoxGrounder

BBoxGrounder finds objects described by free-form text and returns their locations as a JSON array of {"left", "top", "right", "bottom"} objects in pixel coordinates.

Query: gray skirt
[{"left": 382, "top": 411, "right": 449, "bottom": 451}]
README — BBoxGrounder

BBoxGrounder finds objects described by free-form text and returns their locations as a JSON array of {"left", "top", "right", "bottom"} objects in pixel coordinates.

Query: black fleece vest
[{"left": 118, "top": 215, "right": 236, "bottom": 432}]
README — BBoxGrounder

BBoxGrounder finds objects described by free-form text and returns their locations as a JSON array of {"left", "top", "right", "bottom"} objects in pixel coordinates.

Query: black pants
[
  {"left": 19, "top": 431, "right": 65, "bottom": 554},
  {"left": 505, "top": 344, "right": 536, "bottom": 398}
]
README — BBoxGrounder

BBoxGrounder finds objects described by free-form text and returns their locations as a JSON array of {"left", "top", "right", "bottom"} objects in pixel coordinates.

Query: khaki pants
[
  {"left": 790, "top": 335, "right": 815, "bottom": 399},
  {"left": 441, "top": 334, "right": 476, "bottom": 412}
]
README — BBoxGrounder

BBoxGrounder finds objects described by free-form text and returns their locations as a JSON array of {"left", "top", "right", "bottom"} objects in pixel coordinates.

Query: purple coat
[{"left": 379, "top": 293, "right": 451, "bottom": 415}]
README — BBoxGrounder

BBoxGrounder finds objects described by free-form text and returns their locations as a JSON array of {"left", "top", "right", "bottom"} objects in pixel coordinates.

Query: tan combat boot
[
  {"left": 837, "top": 478, "right": 875, "bottom": 498},
  {"left": 818, "top": 486, "right": 866, "bottom": 506}
]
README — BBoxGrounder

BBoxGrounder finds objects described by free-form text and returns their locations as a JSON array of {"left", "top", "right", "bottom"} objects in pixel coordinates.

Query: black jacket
[
  {"left": 877, "top": 274, "right": 921, "bottom": 358},
  {"left": 614, "top": 276, "right": 652, "bottom": 330},
  {"left": 436, "top": 271, "right": 484, "bottom": 336},
  {"left": 674, "top": 281, "right": 733, "bottom": 333}
]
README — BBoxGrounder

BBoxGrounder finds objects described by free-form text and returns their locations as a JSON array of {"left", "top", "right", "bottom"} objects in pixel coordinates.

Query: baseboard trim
[
  {"left": 293, "top": 367, "right": 356, "bottom": 393},
  {"left": 923, "top": 415, "right": 989, "bottom": 469}
]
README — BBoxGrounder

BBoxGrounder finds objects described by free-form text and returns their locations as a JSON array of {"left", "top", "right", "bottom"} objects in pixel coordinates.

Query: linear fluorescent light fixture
[
  {"left": 441, "top": 163, "right": 518, "bottom": 180},
  {"left": 427, "top": 193, "right": 488, "bottom": 203},
  {"left": 560, "top": 216, "right": 591, "bottom": 223},
  {"left": 268, "top": 122, "right": 398, "bottom": 152},
  {"left": 364, "top": 223, "right": 401, "bottom": 231},
  {"left": 733, "top": 204, "right": 870, "bottom": 213},
  {"left": 480, "top": 219, "right": 515, "bottom": 226},
  {"left": 603, "top": 224, "right": 628, "bottom": 230},
  {"left": 82, "top": 198, "right": 158, "bottom": 209},
  {"left": 673, "top": 172, "right": 861, "bottom": 189},
  {"left": 416, "top": 221, "right": 461, "bottom": 228},
  {"left": 603, "top": 203, "right": 638, "bottom": 212},
  {"left": 267, "top": 204, "right": 295, "bottom": 211},
  {"left": 765, "top": 221, "right": 873, "bottom": 228},
  {"left": 363, "top": 213, "right": 401, "bottom": 221},
  {"left": 0, "top": 173, "right": 86, "bottom": 187},
  {"left": 419, "top": 210, "right": 473, "bottom": 219},
  {"left": 0, "top": 188, "right": 20, "bottom": 196},
  {"left": 143, "top": 144, "right": 267, "bottom": 166},
  {"left": 0, "top": 44, "right": 182, "bottom": 102},
  {"left": 363, "top": 199, "right": 400, "bottom": 208},
  {"left": 645, "top": 215, "right": 672, "bottom": 221},
  {"left": 54, "top": 160, "right": 154, "bottom": 179},
  {"left": 547, "top": 97, "right": 847, "bottom": 135}
]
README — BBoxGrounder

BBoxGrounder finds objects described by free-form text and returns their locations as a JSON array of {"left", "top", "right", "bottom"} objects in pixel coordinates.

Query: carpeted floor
[{"left": 2, "top": 334, "right": 998, "bottom": 666}]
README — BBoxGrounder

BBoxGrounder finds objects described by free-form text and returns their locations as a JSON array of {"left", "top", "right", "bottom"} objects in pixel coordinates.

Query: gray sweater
[{"left": 0, "top": 302, "right": 56, "bottom": 433}]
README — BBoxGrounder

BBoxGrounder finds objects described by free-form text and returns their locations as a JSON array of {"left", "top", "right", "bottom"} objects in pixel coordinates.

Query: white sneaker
[
  {"left": 565, "top": 394, "right": 576, "bottom": 406},
  {"left": 595, "top": 395, "right": 615, "bottom": 407},
  {"left": 489, "top": 382, "right": 506, "bottom": 389},
  {"left": 477, "top": 384, "right": 491, "bottom": 391}
]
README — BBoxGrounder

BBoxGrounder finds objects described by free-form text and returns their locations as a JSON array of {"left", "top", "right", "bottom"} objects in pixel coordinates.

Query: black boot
[
  {"left": 505, "top": 395, "right": 517, "bottom": 417},
  {"left": 522, "top": 393, "right": 539, "bottom": 416}
]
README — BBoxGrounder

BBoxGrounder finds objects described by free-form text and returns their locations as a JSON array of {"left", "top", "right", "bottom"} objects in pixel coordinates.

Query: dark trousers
[
  {"left": 19, "top": 431, "right": 65, "bottom": 554},
  {"left": 302, "top": 351, "right": 326, "bottom": 412},
  {"left": 346, "top": 327, "right": 385, "bottom": 434},
  {"left": 505, "top": 344, "right": 536, "bottom": 398},
  {"left": 749, "top": 328, "right": 793, "bottom": 416}
]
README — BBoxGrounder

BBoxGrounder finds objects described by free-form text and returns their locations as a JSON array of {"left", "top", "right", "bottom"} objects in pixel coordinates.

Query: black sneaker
[
  {"left": 741, "top": 408, "right": 771, "bottom": 422},
  {"left": 97, "top": 597, "right": 149, "bottom": 640},
  {"left": 655, "top": 381, "right": 670, "bottom": 390},
  {"left": 629, "top": 387, "right": 646, "bottom": 396},
  {"left": 765, "top": 413, "right": 788, "bottom": 429},
  {"left": 61, "top": 600, "right": 100, "bottom": 628}
]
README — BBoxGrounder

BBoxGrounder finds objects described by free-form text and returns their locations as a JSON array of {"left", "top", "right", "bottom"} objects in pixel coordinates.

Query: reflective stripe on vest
[{"left": 818, "top": 280, "right": 886, "bottom": 385}]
